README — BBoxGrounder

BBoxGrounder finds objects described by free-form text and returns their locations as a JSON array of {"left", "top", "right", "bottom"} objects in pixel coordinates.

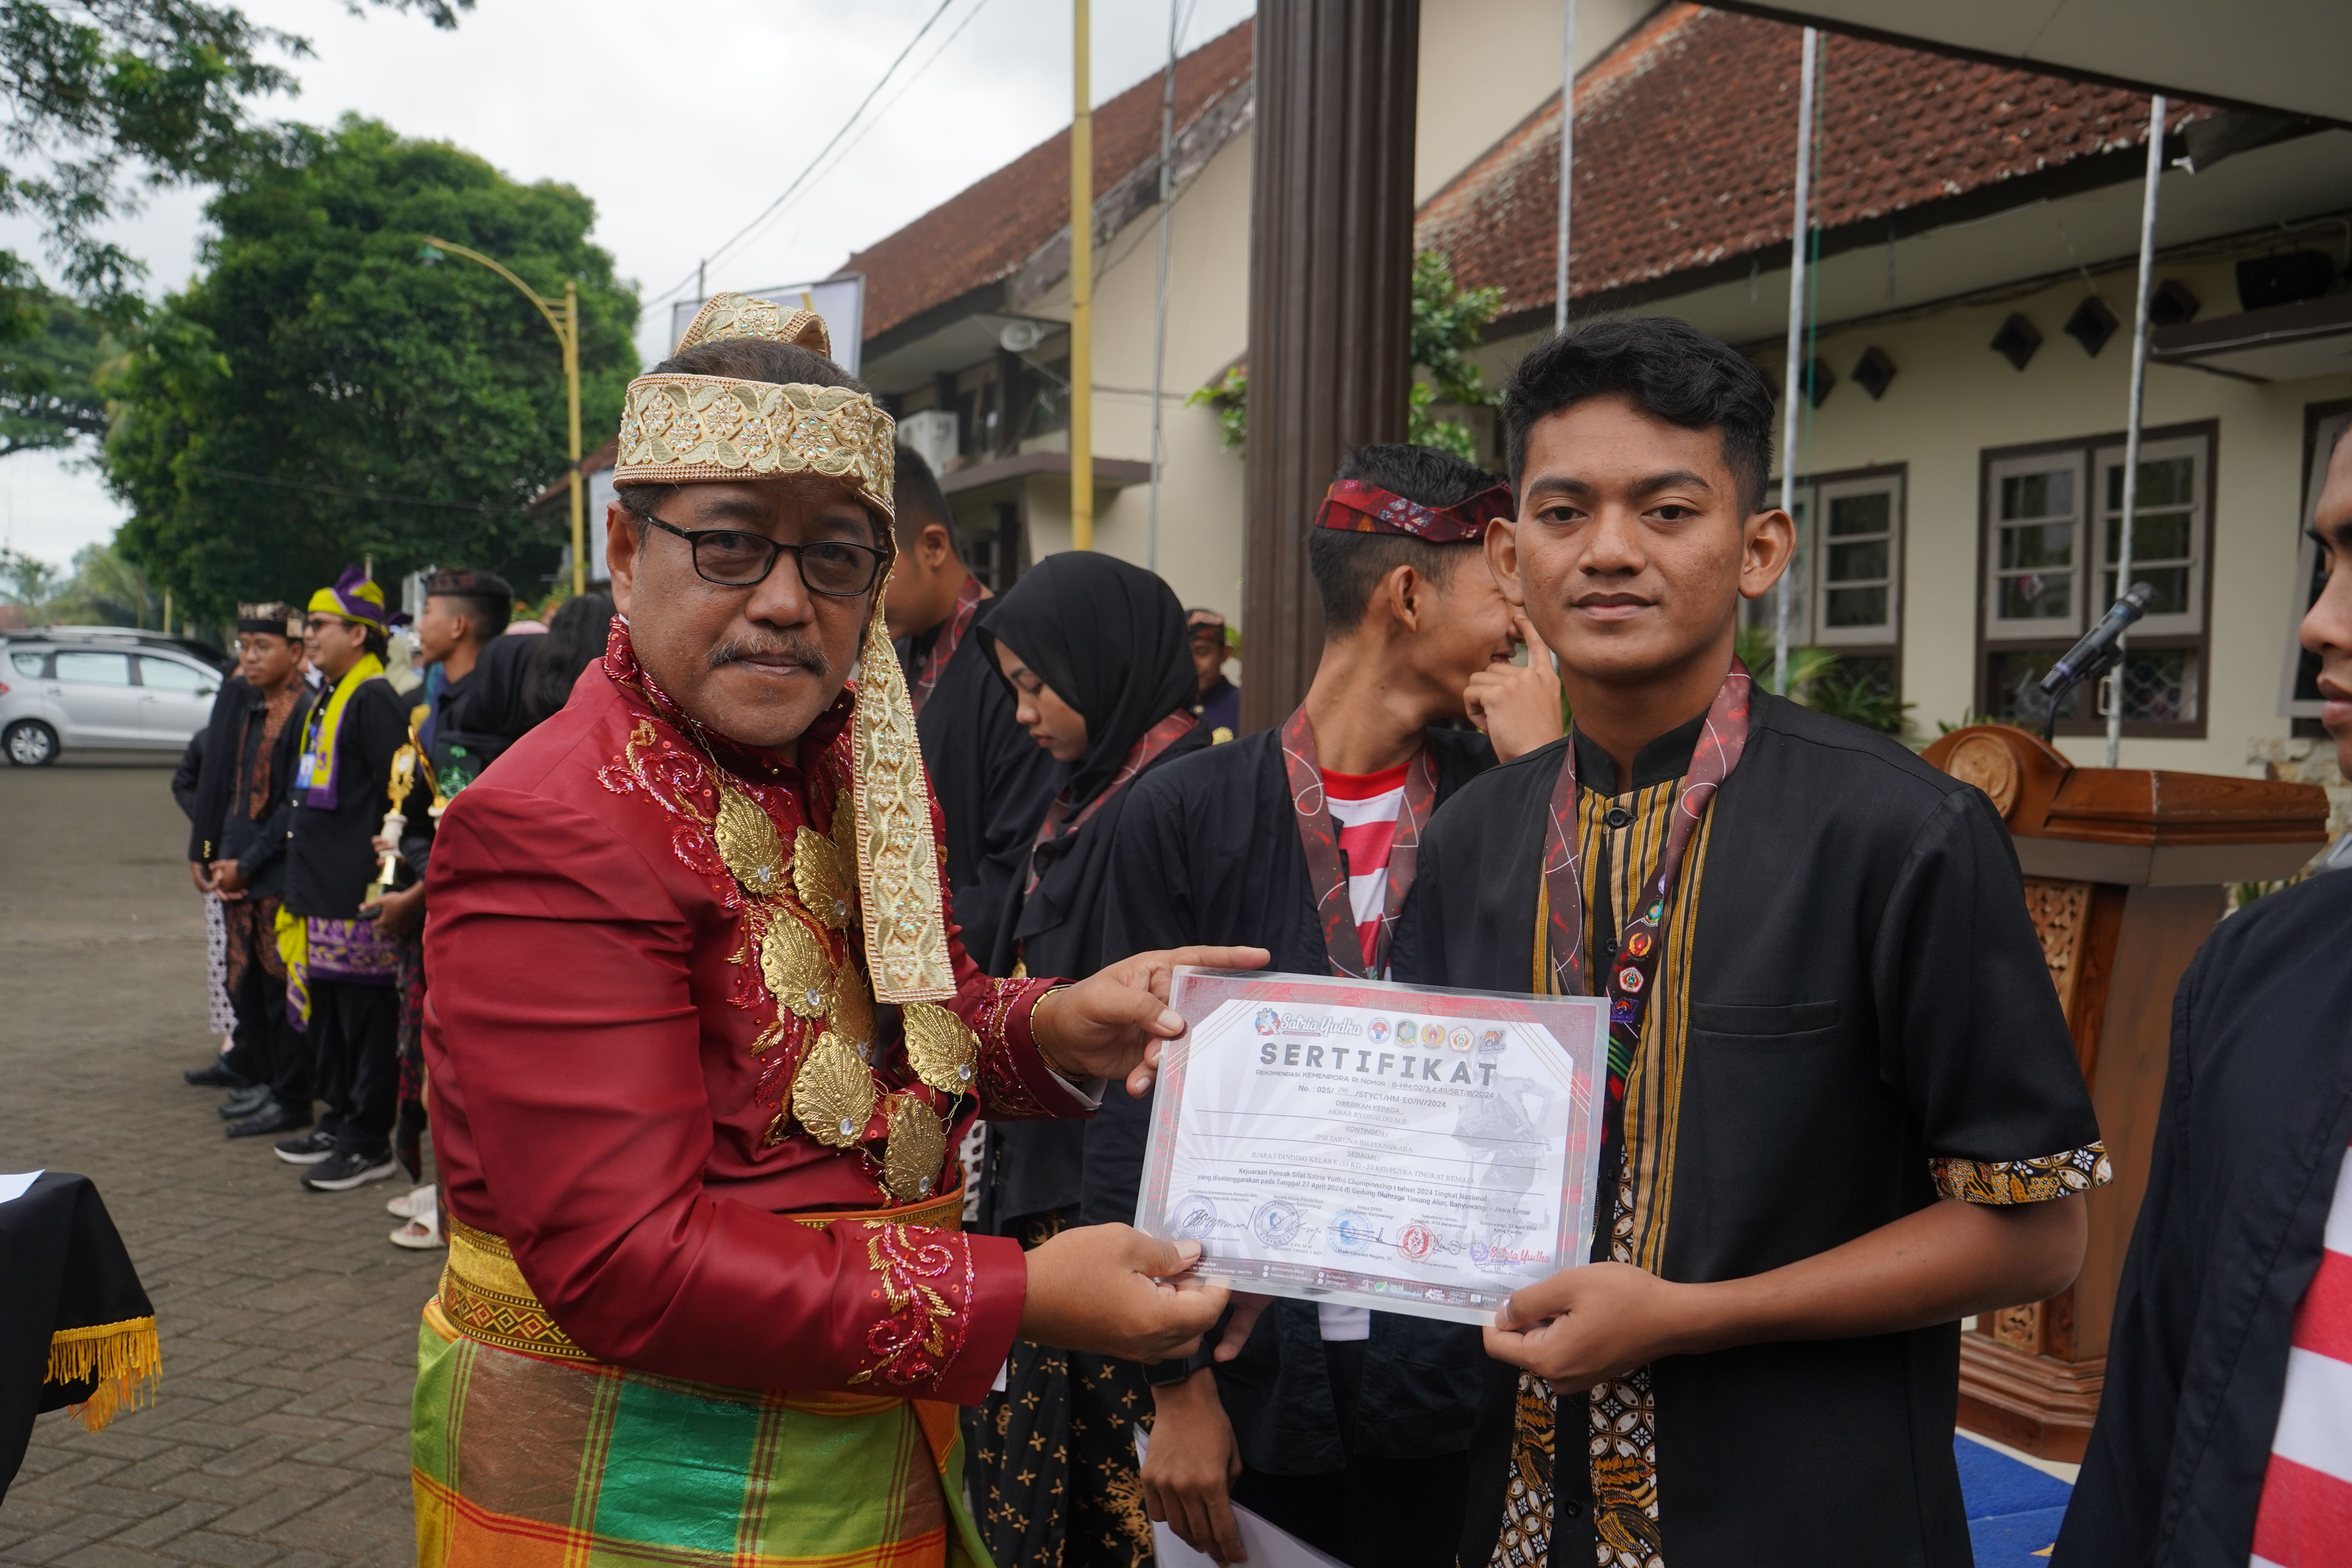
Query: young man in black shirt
[
  {"left": 1390, "top": 319, "right": 2104, "bottom": 1568},
  {"left": 1105, "top": 443, "right": 1564, "bottom": 1567}
]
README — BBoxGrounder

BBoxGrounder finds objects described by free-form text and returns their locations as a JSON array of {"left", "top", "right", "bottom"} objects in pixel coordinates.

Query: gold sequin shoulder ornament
[{"left": 617, "top": 292, "right": 970, "bottom": 1201}]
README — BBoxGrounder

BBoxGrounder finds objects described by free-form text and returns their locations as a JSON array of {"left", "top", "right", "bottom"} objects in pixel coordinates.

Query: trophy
[{"left": 364, "top": 744, "right": 422, "bottom": 905}]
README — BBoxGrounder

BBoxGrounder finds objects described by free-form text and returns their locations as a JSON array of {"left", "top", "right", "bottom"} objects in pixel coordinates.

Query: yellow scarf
[{"left": 298, "top": 652, "right": 384, "bottom": 808}]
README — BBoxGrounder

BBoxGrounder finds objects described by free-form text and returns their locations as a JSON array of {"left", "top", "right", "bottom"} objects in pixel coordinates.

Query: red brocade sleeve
[{"left": 422, "top": 782, "right": 1031, "bottom": 1404}]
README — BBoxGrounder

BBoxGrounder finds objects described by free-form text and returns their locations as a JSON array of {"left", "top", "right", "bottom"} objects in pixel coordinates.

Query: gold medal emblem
[
  {"left": 882, "top": 1092, "right": 948, "bottom": 1201},
  {"left": 830, "top": 953, "right": 876, "bottom": 1056},
  {"left": 760, "top": 915, "right": 834, "bottom": 1018},
  {"left": 901, "top": 1000, "right": 980, "bottom": 1096},
  {"left": 792, "top": 1031, "right": 875, "bottom": 1149},
  {"left": 713, "top": 784, "right": 786, "bottom": 894},
  {"left": 792, "top": 826, "right": 853, "bottom": 929}
]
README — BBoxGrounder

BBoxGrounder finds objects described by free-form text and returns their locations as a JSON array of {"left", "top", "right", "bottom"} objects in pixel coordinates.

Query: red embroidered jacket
[{"left": 421, "top": 630, "right": 1084, "bottom": 1404}]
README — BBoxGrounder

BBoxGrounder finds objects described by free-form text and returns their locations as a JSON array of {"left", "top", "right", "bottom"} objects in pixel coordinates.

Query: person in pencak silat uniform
[
  {"left": 1099, "top": 441, "right": 1566, "bottom": 1568},
  {"left": 1386, "top": 317, "right": 2107, "bottom": 1568}
]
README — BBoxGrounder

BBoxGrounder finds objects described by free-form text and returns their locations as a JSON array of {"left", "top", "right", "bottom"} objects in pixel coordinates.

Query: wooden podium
[{"left": 1919, "top": 725, "right": 2330, "bottom": 1461}]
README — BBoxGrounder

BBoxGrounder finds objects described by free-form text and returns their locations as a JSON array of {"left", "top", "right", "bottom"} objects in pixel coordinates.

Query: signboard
[{"left": 668, "top": 275, "right": 865, "bottom": 375}]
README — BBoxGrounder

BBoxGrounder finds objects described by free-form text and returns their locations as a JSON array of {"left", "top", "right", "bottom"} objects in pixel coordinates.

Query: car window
[
  {"left": 9, "top": 650, "right": 45, "bottom": 677},
  {"left": 53, "top": 651, "right": 131, "bottom": 686},
  {"left": 138, "top": 655, "right": 212, "bottom": 693}
]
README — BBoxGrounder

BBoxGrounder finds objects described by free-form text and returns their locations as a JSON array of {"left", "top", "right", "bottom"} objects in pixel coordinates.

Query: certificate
[{"left": 1134, "top": 967, "right": 1608, "bottom": 1326}]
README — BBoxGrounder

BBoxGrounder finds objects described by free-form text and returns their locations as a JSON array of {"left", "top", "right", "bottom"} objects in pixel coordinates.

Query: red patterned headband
[{"left": 1312, "top": 477, "right": 1515, "bottom": 543}]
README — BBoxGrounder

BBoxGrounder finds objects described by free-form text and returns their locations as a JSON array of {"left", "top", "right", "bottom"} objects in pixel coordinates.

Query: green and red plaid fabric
[{"left": 412, "top": 1307, "right": 989, "bottom": 1567}]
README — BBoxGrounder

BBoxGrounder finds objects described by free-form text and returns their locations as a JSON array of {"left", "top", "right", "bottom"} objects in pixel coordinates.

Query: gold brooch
[
  {"left": 792, "top": 826, "right": 854, "bottom": 929},
  {"left": 901, "top": 1001, "right": 980, "bottom": 1096},
  {"left": 760, "top": 916, "right": 834, "bottom": 1019},
  {"left": 713, "top": 782, "right": 787, "bottom": 894},
  {"left": 793, "top": 1031, "right": 875, "bottom": 1149},
  {"left": 882, "top": 1092, "right": 948, "bottom": 1201}
]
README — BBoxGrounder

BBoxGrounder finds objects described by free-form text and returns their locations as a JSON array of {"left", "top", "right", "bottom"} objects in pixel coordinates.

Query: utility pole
[
  {"left": 2107, "top": 94, "right": 2167, "bottom": 767},
  {"left": 1773, "top": 28, "right": 1819, "bottom": 695},
  {"left": 1069, "top": 0, "right": 1095, "bottom": 551}
]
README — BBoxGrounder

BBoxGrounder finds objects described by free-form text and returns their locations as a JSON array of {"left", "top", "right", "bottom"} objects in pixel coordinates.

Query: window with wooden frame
[
  {"left": 1743, "top": 466, "right": 1906, "bottom": 703},
  {"left": 2285, "top": 402, "right": 2351, "bottom": 731},
  {"left": 1977, "top": 422, "right": 2215, "bottom": 738}
]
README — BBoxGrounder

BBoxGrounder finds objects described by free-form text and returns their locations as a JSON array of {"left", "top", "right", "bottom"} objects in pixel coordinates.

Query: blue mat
[{"left": 1956, "top": 1433, "right": 2073, "bottom": 1565}]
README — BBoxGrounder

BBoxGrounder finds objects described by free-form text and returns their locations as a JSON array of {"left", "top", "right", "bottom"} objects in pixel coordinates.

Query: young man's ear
[
  {"left": 1384, "top": 563, "right": 1424, "bottom": 633},
  {"left": 920, "top": 521, "right": 956, "bottom": 570},
  {"left": 1736, "top": 506, "right": 1798, "bottom": 604},
  {"left": 1485, "top": 518, "right": 1526, "bottom": 609}
]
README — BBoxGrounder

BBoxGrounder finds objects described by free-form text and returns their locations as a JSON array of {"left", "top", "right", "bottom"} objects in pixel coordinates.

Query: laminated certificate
[{"left": 1134, "top": 967, "right": 1608, "bottom": 1326}]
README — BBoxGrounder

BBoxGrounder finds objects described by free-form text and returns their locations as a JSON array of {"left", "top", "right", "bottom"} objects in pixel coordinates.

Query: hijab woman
[{"left": 966, "top": 550, "right": 1214, "bottom": 1566}]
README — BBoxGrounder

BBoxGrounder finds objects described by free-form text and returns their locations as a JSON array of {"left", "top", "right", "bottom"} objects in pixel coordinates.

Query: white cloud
[{"left": 0, "top": 0, "right": 1254, "bottom": 566}]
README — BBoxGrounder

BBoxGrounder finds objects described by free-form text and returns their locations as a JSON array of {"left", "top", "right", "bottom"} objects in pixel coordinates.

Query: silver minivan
[{"left": 0, "top": 628, "right": 228, "bottom": 765}]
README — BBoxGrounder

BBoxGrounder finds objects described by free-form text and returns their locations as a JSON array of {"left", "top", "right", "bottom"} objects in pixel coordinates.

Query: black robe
[
  {"left": 2053, "top": 868, "right": 2352, "bottom": 1567},
  {"left": 282, "top": 677, "right": 410, "bottom": 920},
  {"left": 1100, "top": 721, "right": 1498, "bottom": 1477},
  {"left": 895, "top": 595, "right": 1063, "bottom": 973},
  {"left": 1394, "top": 692, "right": 2104, "bottom": 1568}
]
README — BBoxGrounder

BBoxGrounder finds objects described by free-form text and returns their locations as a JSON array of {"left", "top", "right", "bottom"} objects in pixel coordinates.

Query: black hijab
[
  {"left": 973, "top": 550, "right": 1197, "bottom": 810},
  {"left": 971, "top": 552, "right": 1210, "bottom": 1229}
]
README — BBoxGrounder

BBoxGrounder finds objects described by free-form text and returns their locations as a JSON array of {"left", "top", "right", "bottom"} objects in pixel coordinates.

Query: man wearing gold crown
[{"left": 413, "top": 294, "right": 1256, "bottom": 1567}]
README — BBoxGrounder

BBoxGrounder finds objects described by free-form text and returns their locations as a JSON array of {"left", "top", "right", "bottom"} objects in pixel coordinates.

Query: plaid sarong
[{"left": 413, "top": 1299, "right": 989, "bottom": 1567}]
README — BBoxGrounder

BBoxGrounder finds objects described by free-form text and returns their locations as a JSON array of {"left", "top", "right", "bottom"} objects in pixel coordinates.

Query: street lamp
[{"left": 418, "top": 238, "right": 587, "bottom": 596}]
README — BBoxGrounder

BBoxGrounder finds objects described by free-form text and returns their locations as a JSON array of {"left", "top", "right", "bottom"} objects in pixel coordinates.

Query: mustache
[{"left": 707, "top": 633, "right": 829, "bottom": 677}]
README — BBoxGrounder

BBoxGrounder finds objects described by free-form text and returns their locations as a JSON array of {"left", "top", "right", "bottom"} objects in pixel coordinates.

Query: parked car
[{"left": 1, "top": 629, "right": 228, "bottom": 766}]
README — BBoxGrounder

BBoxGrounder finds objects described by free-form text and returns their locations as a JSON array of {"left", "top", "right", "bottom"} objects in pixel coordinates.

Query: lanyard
[
  {"left": 1025, "top": 709, "right": 1197, "bottom": 895},
  {"left": 1278, "top": 705, "right": 1438, "bottom": 978},
  {"left": 909, "top": 577, "right": 983, "bottom": 718},
  {"left": 1542, "top": 662, "right": 1751, "bottom": 1107}
]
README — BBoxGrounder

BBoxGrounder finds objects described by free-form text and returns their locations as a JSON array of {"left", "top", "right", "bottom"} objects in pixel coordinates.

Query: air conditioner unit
[{"left": 900, "top": 408, "right": 958, "bottom": 474}]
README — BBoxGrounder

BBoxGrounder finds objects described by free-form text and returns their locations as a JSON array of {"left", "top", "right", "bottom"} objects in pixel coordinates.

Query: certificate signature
[{"left": 1135, "top": 969, "right": 1607, "bottom": 1326}]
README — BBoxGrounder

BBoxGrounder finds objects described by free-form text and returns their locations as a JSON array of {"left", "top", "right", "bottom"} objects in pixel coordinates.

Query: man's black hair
[
  {"left": 892, "top": 444, "right": 961, "bottom": 559},
  {"left": 613, "top": 339, "right": 884, "bottom": 545},
  {"left": 424, "top": 568, "right": 514, "bottom": 641},
  {"left": 1308, "top": 442, "right": 1500, "bottom": 635},
  {"left": 1501, "top": 317, "right": 1777, "bottom": 514}
]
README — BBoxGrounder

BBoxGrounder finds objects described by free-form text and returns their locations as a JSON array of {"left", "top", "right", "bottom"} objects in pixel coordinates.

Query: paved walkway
[{"left": 0, "top": 755, "right": 439, "bottom": 1565}]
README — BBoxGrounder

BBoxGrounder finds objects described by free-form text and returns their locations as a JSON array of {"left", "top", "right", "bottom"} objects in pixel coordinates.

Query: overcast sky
[{"left": 0, "top": 0, "right": 1254, "bottom": 568}]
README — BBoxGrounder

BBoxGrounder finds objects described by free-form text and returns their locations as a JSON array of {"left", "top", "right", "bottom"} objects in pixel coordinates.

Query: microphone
[{"left": 2040, "top": 582, "right": 2157, "bottom": 697}]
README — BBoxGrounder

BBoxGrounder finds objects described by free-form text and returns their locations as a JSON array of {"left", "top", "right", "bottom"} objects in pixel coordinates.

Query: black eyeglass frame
[{"left": 639, "top": 514, "right": 890, "bottom": 597}]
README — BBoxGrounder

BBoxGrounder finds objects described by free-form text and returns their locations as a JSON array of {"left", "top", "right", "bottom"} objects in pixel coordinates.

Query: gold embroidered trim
[
  {"left": 673, "top": 291, "right": 833, "bottom": 358},
  {"left": 851, "top": 591, "right": 955, "bottom": 1001},
  {"left": 1931, "top": 1142, "right": 2113, "bottom": 1204},
  {"left": 613, "top": 374, "right": 896, "bottom": 521},
  {"left": 45, "top": 1316, "right": 160, "bottom": 1431}
]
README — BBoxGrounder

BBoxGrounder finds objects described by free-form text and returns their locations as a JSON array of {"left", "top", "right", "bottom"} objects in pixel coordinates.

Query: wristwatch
[{"left": 1143, "top": 1342, "right": 1220, "bottom": 1387}]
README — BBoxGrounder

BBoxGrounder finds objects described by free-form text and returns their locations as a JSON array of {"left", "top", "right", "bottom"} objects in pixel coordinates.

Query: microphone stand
[{"left": 2037, "top": 583, "right": 2156, "bottom": 747}]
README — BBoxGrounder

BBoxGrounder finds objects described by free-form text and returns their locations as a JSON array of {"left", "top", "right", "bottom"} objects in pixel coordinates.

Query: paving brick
[{"left": 1, "top": 764, "right": 437, "bottom": 1566}]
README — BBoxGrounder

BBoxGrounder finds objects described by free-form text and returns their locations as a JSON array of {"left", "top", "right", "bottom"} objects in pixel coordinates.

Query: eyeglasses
[{"left": 641, "top": 515, "right": 887, "bottom": 597}]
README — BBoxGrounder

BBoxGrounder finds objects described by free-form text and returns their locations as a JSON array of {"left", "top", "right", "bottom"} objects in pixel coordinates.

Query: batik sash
[
  {"left": 1278, "top": 705, "right": 1438, "bottom": 978},
  {"left": 1023, "top": 709, "right": 1197, "bottom": 896},
  {"left": 909, "top": 577, "right": 984, "bottom": 718},
  {"left": 1498, "top": 661, "right": 1752, "bottom": 1568}
]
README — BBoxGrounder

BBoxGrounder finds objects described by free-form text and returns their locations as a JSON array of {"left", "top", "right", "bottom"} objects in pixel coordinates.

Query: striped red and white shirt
[
  {"left": 2251, "top": 1138, "right": 2352, "bottom": 1568},
  {"left": 1322, "top": 761, "right": 1411, "bottom": 972}
]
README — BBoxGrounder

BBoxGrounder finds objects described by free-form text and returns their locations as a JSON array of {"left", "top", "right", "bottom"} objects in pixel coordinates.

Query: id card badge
[{"left": 296, "top": 752, "right": 319, "bottom": 789}]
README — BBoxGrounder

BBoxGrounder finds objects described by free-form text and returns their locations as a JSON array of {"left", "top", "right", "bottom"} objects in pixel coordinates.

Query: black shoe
[
  {"left": 227, "top": 1101, "right": 313, "bottom": 1139},
  {"left": 218, "top": 1085, "right": 272, "bottom": 1119},
  {"left": 301, "top": 1150, "right": 398, "bottom": 1192},
  {"left": 185, "top": 1061, "right": 250, "bottom": 1089},
  {"left": 273, "top": 1128, "right": 338, "bottom": 1165}
]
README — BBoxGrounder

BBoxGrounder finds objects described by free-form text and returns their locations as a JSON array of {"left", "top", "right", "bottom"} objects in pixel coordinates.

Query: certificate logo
[
  {"left": 1449, "top": 1027, "right": 1473, "bottom": 1052},
  {"left": 1477, "top": 1029, "right": 1505, "bottom": 1055},
  {"left": 1251, "top": 1199, "right": 1302, "bottom": 1250},
  {"left": 1366, "top": 1018, "right": 1390, "bottom": 1044},
  {"left": 1328, "top": 1210, "right": 1377, "bottom": 1255},
  {"left": 1397, "top": 1223, "right": 1434, "bottom": 1262},
  {"left": 1171, "top": 1195, "right": 1221, "bottom": 1242},
  {"left": 1394, "top": 1020, "right": 1418, "bottom": 1045},
  {"left": 1253, "top": 1007, "right": 1283, "bottom": 1036}
]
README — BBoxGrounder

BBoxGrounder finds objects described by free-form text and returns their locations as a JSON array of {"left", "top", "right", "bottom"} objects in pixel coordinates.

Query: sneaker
[
  {"left": 387, "top": 1185, "right": 435, "bottom": 1220},
  {"left": 301, "top": 1151, "right": 398, "bottom": 1192},
  {"left": 389, "top": 1211, "right": 445, "bottom": 1250},
  {"left": 273, "top": 1128, "right": 338, "bottom": 1165}
]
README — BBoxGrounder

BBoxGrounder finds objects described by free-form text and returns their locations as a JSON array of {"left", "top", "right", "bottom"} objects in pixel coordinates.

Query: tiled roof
[
  {"left": 1416, "top": 4, "right": 2203, "bottom": 324},
  {"left": 845, "top": 20, "right": 1254, "bottom": 342}
]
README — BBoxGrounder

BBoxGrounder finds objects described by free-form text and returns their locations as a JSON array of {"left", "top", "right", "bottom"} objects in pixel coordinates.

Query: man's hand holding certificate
[{"left": 1136, "top": 968, "right": 1609, "bottom": 1325}]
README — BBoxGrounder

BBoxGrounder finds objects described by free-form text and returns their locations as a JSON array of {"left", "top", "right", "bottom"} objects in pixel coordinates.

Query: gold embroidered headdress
[{"left": 613, "top": 293, "right": 953, "bottom": 1003}]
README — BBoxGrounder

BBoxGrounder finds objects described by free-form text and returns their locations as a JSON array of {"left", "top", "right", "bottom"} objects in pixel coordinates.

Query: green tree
[
  {"left": 0, "top": 287, "right": 111, "bottom": 458},
  {"left": 1188, "top": 250, "right": 1505, "bottom": 461},
  {"left": 41, "top": 539, "right": 160, "bottom": 626},
  {"left": 103, "top": 116, "right": 639, "bottom": 621}
]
